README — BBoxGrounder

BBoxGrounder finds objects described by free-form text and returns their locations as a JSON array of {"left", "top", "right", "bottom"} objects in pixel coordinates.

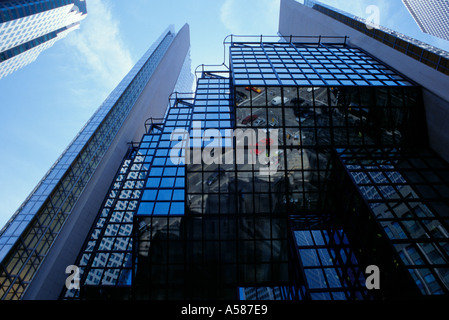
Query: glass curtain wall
[
  {"left": 0, "top": 27, "right": 176, "bottom": 301},
  {"left": 334, "top": 147, "right": 449, "bottom": 296},
  {"left": 229, "top": 40, "right": 435, "bottom": 299},
  {"left": 62, "top": 39, "right": 448, "bottom": 300}
]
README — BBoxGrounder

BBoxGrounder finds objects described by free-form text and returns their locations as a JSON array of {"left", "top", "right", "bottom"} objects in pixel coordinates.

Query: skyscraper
[
  {"left": 402, "top": 0, "right": 449, "bottom": 42},
  {"left": 57, "top": 2, "right": 448, "bottom": 299},
  {"left": 0, "top": 24, "right": 192, "bottom": 300},
  {"left": 2, "top": 0, "right": 449, "bottom": 302},
  {"left": 293, "top": 0, "right": 449, "bottom": 163},
  {"left": 0, "top": 0, "right": 87, "bottom": 79}
]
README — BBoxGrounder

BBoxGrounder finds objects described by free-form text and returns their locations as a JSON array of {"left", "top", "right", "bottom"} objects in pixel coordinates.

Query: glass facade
[
  {"left": 402, "top": 0, "right": 449, "bottom": 42},
  {"left": 304, "top": 0, "right": 449, "bottom": 76},
  {"left": 0, "top": 0, "right": 87, "bottom": 78},
  {"left": 0, "top": 1, "right": 86, "bottom": 24},
  {"left": 290, "top": 217, "right": 371, "bottom": 300},
  {"left": 0, "top": 27, "right": 178, "bottom": 300},
  {"left": 231, "top": 41, "right": 414, "bottom": 87},
  {"left": 335, "top": 147, "right": 449, "bottom": 296},
  {"left": 231, "top": 40, "right": 425, "bottom": 216},
  {"left": 60, "top": 36, "right": 449, "bottom": 300}
]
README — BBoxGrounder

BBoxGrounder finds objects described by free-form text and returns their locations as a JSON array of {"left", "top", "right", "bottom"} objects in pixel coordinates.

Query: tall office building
[
  {"left": 0, "top": 24, "right": 192, "bottom": 300},
  {"left": 402, "top": 0, "right": 449, "bottom": 42},
  {"left": 3, "top": 0, "right": 449, "bottom": 301},
  {"left": 0, "top": 0, "right": 88, "bottom": 79},
  {"left": 56, "top": 1, "right": 449, "bottom": 300}
]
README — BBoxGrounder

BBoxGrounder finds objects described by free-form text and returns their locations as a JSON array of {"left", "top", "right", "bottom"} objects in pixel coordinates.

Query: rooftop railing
[{"left": 224, "top": 34, "right": 348, "bottom": 46}]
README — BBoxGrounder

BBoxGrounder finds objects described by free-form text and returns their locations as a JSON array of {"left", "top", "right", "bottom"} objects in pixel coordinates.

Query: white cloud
[
  {"left": 220, "top": 0, "right": 280, "bottom": 35},
  {"left": 65, "top": 0, "right": 133, "bottom": 90}
]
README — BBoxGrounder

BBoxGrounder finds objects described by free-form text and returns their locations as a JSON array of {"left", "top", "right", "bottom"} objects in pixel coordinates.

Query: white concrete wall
[{"left": 279, "top": 0, "right": 449, "bottom": 162}]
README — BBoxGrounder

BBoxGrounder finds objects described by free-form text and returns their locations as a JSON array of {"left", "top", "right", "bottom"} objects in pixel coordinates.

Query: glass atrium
[{"left": 61, "top": 37, "right": 449, "bottom": 300}]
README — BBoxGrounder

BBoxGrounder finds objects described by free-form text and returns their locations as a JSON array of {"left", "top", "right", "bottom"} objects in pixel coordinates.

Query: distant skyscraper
[
  {"left": 402, "top": 0, "right": 449, "bottom": 41},
  {"left": 0, "top": 24, "right": 192, "bottom": 300},
  {"left": 0, "top": 0, "right": 87, "bottom": 79}
]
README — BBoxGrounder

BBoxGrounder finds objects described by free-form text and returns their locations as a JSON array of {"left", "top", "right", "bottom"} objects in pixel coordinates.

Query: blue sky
[{"left": 0, "top": 0, "right": 448, "bottom": 229}]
